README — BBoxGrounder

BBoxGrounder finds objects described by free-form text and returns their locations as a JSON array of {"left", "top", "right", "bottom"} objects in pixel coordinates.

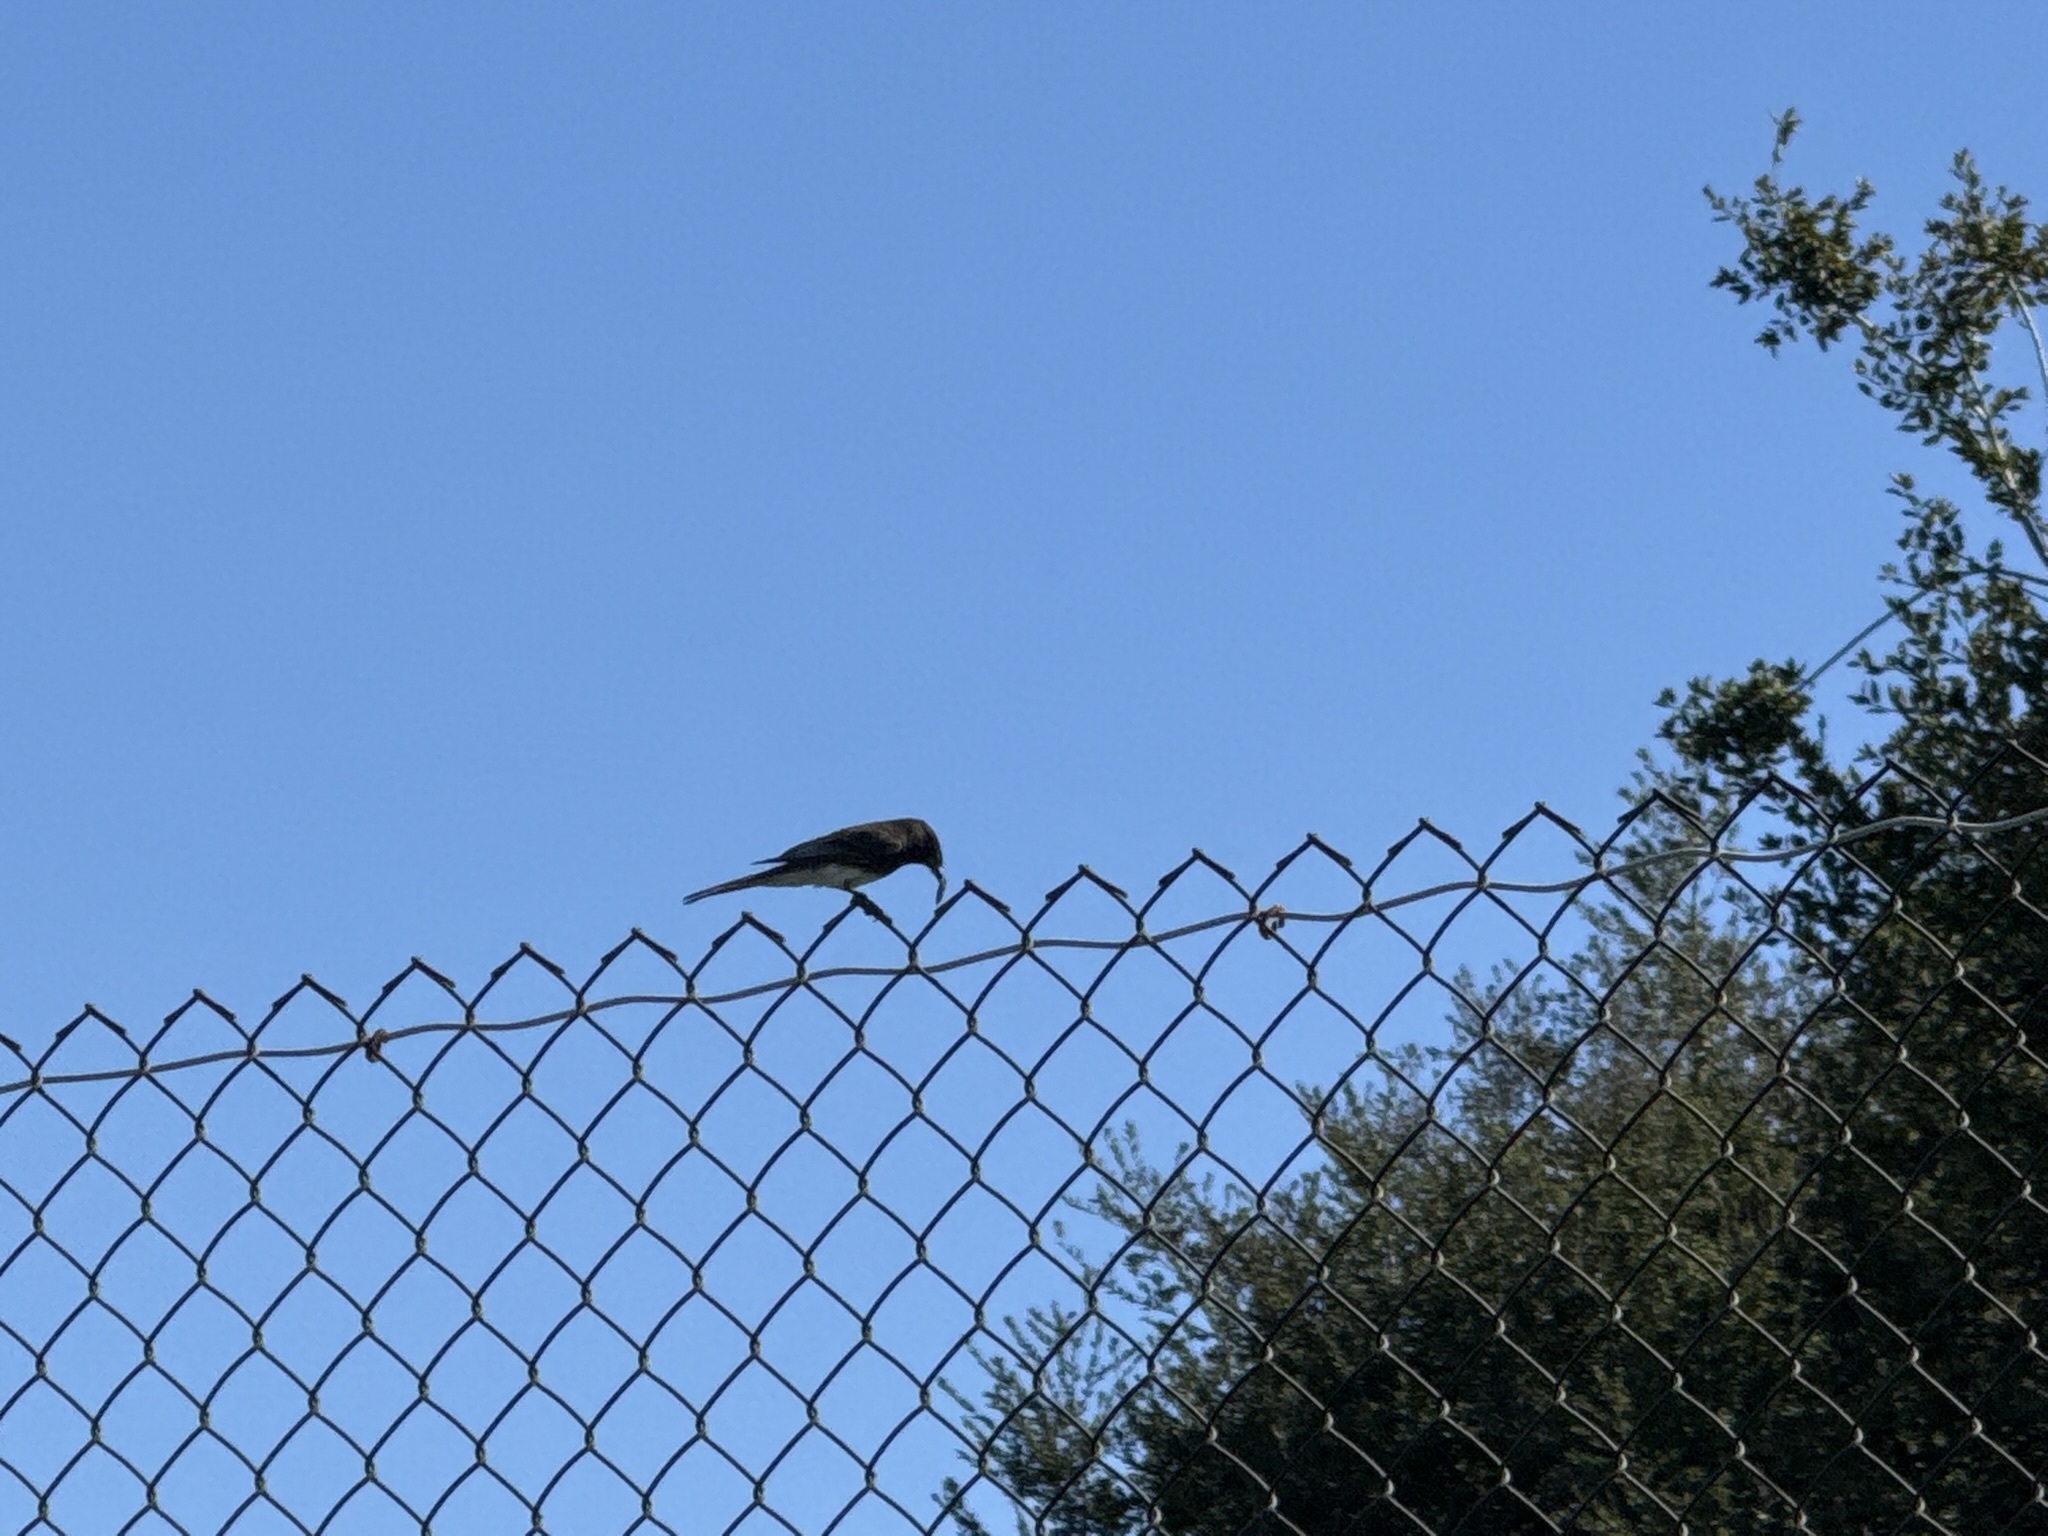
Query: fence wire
[{"left": 4, "top": 750, "right": 2047, "bottom": 1536}]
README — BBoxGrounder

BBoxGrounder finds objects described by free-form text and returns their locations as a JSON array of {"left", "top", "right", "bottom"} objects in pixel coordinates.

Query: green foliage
[
  {"left": 1705, "top": 111, "right": 1892, "bottom": 355},
  {"left": 1656, "top": 659, "right": 1814, "bottom": 782},
  {"left": 943, "top": 117, "right": 2048, "bottom": 1535},
  {"left": 1707, "top": 108, "right": 2048, "bottom": 562}
]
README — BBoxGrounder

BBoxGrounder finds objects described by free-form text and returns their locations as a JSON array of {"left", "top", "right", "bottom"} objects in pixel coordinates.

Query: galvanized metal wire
[{"left": 4, "top": 754, "right": 2045, "bottom": 1534}]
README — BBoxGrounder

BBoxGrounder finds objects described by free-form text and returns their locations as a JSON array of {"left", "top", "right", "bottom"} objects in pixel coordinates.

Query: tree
[{"left": 942, "top": 115, "right": 2048, "bottom": 1535}]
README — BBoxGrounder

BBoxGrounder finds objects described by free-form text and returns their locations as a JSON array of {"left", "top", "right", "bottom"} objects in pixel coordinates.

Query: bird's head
[{"left": 906, "top": 819, "right": 946, "bottom": 905}]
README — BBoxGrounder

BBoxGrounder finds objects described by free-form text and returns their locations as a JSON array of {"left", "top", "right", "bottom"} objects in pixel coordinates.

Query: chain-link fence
[{"left": 5, "top": 748, "right": 2047, "bottom": 1535}]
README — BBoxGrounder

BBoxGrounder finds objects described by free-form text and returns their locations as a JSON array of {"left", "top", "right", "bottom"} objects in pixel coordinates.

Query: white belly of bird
[{"left": 763, "top": 861, "right": 880, "bottom": 890}]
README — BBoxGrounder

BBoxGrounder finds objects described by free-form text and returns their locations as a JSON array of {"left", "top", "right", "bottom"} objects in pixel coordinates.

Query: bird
[{"left": 685, "top": 818, "right": 946, "bottom": 908}]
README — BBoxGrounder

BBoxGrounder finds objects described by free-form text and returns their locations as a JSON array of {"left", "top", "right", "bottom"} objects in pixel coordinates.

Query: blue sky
[{"left": 5, "top": 6, "right": 2045, "bottom": 1038}]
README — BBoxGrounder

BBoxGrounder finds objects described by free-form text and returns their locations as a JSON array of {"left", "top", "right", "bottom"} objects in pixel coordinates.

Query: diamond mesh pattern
[{"left": 4, "top": 755, "right": 2046, "bottom": 1534}]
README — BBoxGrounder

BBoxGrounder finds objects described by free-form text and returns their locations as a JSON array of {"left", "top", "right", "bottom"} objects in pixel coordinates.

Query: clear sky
[{"left": 5, "top": 6, "right": 2046, "bottom": 1040}]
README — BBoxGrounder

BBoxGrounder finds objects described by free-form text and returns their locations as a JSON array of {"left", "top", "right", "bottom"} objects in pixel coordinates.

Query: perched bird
[{"left": 685, "top": 818, "right": 946, "bottom": 907}]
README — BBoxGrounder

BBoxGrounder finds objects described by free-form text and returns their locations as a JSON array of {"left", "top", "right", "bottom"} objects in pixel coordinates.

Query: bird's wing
[{"left": 765, "top": 823, "right": 897, "bottom": 868}]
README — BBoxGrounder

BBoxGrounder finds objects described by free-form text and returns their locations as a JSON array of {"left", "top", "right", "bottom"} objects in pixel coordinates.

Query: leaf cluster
[{"left": 1706, "top": 108, "right": 2048, "bottom": 562}]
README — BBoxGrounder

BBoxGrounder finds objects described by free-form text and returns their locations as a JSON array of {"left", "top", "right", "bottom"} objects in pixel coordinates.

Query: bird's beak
[{"left": 933, "top": 869, "right": 947, "bottom": 905}]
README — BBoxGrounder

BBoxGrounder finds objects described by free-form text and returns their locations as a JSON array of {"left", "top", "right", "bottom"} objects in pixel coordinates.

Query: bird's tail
[{"left": 683, "top": 870, "right": 780, "bottom": 904}]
